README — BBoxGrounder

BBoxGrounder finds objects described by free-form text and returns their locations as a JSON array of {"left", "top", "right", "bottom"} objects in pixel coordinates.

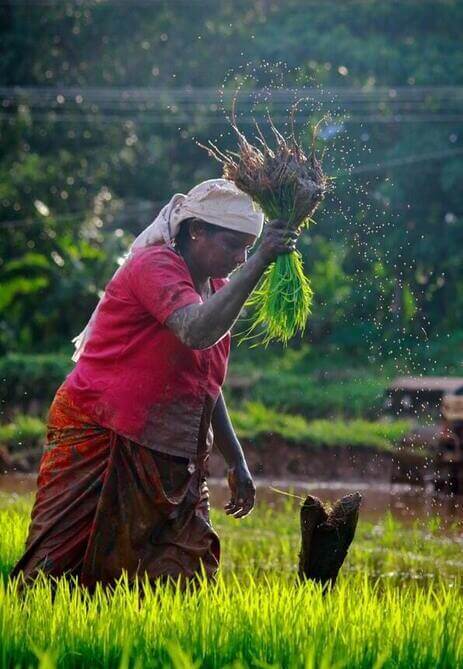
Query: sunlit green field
[{"left": 1, "top": 493, "right": 462, "bottom": 668}]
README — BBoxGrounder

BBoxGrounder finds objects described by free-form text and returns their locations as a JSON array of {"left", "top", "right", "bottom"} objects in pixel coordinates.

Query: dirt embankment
[
  {"left": 2, "top": 433, "right": 428, "bottom": 484},
  {"left": 208, "top": 434, "right": 395, "bottom": 481}
]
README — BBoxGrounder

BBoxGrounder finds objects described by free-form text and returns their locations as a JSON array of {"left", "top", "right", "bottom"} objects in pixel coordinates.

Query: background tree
[{"left": 0, "top": 0, "right": 462, "bottom": 361}]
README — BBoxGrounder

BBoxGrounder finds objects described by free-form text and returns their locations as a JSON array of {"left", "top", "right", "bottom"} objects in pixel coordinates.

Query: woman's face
[{"left": 192, "top": 222, "right": 257, "bottom": 278}]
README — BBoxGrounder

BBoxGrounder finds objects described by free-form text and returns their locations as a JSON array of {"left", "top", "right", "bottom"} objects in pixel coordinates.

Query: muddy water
[
  {"left": 209, "top": 478, "right": 463, "bottom": 528},
  {"left": 2, "top": 473, "right": 462, "bottom": 528}
]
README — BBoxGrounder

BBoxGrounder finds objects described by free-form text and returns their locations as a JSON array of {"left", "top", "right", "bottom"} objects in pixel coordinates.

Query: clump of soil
[
  {"left": 298, "top": 492, "right": 362, "bottom": 588},
  {"left": 204, "top": 107, "right": 329, "bottom": 230}
]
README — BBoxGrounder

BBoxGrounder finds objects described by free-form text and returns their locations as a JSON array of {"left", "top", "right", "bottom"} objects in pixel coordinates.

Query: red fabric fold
[{"left": 11, "top": 387, "right": 220, "bottom": 587}]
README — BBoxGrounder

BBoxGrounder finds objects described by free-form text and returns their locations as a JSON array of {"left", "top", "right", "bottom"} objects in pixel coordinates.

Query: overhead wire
[
  {"left": 2, "top": 86, "right": 462, "bottom": 127},
  {"left": 1, "top": 112, "right": 462, "bottom": 125}
]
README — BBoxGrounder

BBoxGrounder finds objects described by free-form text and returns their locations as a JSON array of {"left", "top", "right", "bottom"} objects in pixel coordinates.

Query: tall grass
[
  {"left": 1, "top": 495, "right": 462, "bottom": 668},
  {"left": 1, "top": 572, "right": 462, "bottom": 669}
]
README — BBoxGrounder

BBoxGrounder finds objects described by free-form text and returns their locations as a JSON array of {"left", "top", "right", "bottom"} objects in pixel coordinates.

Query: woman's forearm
[
  {"left": 211, "top": 391, "right": 247, "bottom": 468},
  {"left": 166, "top": 252, "right": 267, "bottom": 349}
]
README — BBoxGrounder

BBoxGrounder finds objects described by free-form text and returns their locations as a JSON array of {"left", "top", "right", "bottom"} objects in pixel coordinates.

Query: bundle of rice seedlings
[{"left": 201, "top": 104, "right": 330, "bottom": 345}]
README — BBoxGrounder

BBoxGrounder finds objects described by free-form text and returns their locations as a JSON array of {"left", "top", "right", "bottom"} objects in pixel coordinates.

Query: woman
[{"left": 11, "top": 179, "right": 298, "bottom": 588}]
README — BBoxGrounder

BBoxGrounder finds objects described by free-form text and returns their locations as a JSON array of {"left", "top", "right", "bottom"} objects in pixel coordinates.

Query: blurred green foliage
[
  {"left": 0, "top": 354, "right": 71, "bottom": 413},
  {"left": 2, "top": 340, "right": 462, "bottom": 420},
  {"left": 225, "top": 402, "right": 410, "bottom": 451},
  {"left": 0, "top": 1, "right": 462, "bottom": 370},
  {"left": 0, "top": 415, "right": 45, "bottom": 453},
  {"left": 1, "top": 351, "right": 387, "bottom": 419},
  {"left": 235, "top": 370, "right": 388, "bottom": 418},
  {"left": 0, "top": 407, "right": 409, "bottom": 454}
]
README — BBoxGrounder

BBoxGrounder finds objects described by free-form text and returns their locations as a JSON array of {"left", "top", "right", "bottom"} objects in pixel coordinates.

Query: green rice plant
[
  {"left": 0, "top": 495, "right": 32, "bottom": 579},
  {"left": 3, "top": 496, "right": 463, "bottom": 583},
  {"left": 202, "top": 104, "right": 330, "bottom": 345},
  {"left": 1, "top": 496, "right": 463, "bottom": 668},
  {"left": 1, "top": 569, "right": 462, "bottom": 668}
]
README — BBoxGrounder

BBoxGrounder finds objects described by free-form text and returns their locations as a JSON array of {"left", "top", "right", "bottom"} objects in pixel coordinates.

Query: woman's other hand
[
  {"left": 225, "top": 463, "right": 256, "bottom": 518},
  {"left": 255, "top": 219, "right": 299, "bottom": 266}
]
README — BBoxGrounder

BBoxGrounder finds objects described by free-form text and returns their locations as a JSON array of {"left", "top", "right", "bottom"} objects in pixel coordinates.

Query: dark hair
[{"left": 174, "top": 217, "right": 223, "bottom": 253}]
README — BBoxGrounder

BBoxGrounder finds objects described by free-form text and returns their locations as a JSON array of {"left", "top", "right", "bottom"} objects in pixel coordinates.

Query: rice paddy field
[{"left": 1, "top": 489, "right": 462, "bottom": 669}]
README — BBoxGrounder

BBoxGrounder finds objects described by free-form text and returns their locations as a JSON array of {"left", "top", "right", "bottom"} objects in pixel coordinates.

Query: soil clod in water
[{"left": 298, "top": 492, "right": 362, "bottom": 587}]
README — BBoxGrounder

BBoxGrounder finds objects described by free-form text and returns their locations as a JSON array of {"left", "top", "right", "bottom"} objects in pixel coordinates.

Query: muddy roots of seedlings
[
  {"left": 298, "top": 492, "right": 362, "bottom": 589},
  {"left": 200, "top": 106, "right": 331, "bottom": 345}
]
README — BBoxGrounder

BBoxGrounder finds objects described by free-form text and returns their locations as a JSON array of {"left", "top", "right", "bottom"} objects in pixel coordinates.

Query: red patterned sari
[{"left": 11, "top": 387, "right": 220, "bottom": 588}]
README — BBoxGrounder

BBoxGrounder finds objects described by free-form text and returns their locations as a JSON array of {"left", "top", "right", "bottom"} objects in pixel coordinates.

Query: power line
[
  {"left": 2, "top": 86, "right": 462, "bottom": 129},
  {"left": 2, "top": 85, "right": 463, "bottom": 96},
  {"left": 3, "top": 101, "right": 461, "bottom": 111},
  {"left": 2, "top": 86, "right": 463, "bottom": 110},
  {"left": 1, "top": 112, "right": 463, "bottom": 125},
  {"left": 3, "top": 102, "right": 462, "bottom": 110},
  {"left": 2, "top": 85, "right": 462, "bottom": 125}
]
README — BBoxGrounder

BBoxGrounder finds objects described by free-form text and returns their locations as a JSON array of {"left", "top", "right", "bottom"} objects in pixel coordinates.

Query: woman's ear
[
  {"left": 189, "top": 219, "right": 202, "bottom": 241},
  {"left": 189, "top": 219, "right": 209, "bottom": 242}
]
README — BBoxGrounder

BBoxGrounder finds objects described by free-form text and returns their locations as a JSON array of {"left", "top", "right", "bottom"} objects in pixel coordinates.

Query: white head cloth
[{"left": 71, "top": 178, "right": 263, "bottom": 361}]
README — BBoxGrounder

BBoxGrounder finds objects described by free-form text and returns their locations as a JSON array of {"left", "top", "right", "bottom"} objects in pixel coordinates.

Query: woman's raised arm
[{"left": 166, "top": 220, "right": 298, "bottom": 349}]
